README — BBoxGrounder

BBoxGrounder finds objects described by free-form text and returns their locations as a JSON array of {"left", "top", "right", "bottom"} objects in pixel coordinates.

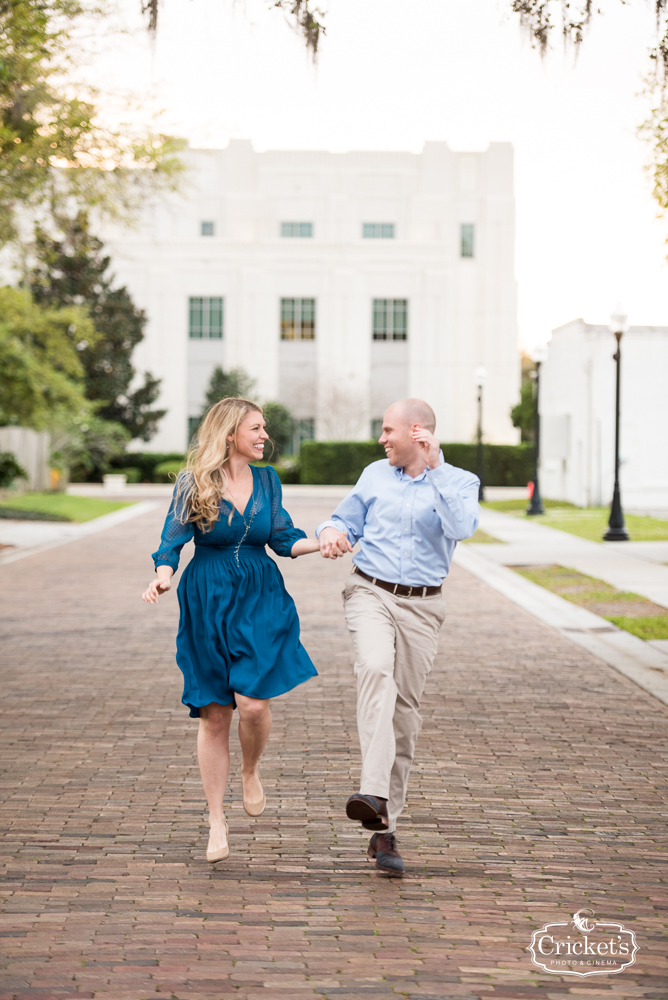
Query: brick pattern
[{"left": 0, "top": 497, "right": 666, "bottom": 1000}]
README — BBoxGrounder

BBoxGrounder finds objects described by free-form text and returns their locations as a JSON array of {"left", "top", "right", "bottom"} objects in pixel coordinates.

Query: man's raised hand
[
  {"left": 411, "top": 425, "right": 440, "bottom": 470},
  {"left": 318, "top": 526, "right": 353, "bottom": 560}
]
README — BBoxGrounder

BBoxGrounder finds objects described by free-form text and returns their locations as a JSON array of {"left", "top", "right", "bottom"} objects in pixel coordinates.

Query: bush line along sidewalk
[{"left": 300, "top": 441, "right": 534, "bottom": 486}]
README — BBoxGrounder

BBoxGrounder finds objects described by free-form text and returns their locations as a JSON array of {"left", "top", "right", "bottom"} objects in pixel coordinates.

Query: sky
[{"left": 91, "top": 0, "right": 668, "bottom": 351}]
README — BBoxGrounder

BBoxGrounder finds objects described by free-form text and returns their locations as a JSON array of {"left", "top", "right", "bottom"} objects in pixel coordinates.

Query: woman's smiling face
[{"left": 229, "top": 409, "right": 269, "bottom": 462}]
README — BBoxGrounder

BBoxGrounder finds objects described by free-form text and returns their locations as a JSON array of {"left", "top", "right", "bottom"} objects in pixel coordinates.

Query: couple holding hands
[{"left": 143, "top": 396, "right": 480, "bottom": 875}]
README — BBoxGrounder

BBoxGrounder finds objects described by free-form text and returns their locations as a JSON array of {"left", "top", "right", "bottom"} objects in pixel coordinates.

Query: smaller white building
[{"left": 540, "top": 319, "right": 668, "bottom": 510}]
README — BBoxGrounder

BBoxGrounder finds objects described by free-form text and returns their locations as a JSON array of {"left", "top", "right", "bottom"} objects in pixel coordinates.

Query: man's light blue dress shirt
[{"left": 316, "top": 457, "right": 480, "bottom": 587}]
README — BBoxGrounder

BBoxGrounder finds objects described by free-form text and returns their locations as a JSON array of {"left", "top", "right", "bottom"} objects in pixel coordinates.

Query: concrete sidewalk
[{"left": 477, "top": 506, "right": 668, "bottom": 609}]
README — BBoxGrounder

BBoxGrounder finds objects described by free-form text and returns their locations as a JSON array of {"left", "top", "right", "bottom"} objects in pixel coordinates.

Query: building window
[
  {"left": 371, "top": 418, "right": 383, "bottom": 439},
  {"left": 460, "top": 223, "right": 475, "bottom": 258},
  {"left": 372, "top": 299, "right": 407, "bottom": 341},
  {"left": 363, "top": 223, "right": 395, "bottom": 239},
  {"left": 281, "top": 222, "right": 313, "bottom": 238},
  {"left": 201, "top": 221, "right": 215, "bottom": 236},
  {"left": 280, "top": 298, "right": 316, "bottom": 340},
  {"left": 188, "top": 416, "right": 201, "bottom": 442},
  {"left": 189, "top": 297, "right": 223, "bottom": 339}
]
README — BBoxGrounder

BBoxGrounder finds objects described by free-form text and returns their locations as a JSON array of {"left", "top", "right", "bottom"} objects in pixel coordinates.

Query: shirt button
[{"left": 404, "top": 528, "right": 408, "bottom": 532}]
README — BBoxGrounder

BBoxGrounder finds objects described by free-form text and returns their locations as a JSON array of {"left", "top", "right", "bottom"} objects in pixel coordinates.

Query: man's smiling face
[{"left": 378, "top": 404, "right": 416, "bottom": 468}]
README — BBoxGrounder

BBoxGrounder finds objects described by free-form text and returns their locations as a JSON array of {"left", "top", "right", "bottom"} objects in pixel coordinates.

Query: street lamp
[
  {"left": 603, "top": 307, "right": 630, "bottom": 541},
  {"left": 526, "top": 345, "right": 548, "bottom": 516},
  {"left": 474, "top": 365, "right": 487, "bottom": 502}
]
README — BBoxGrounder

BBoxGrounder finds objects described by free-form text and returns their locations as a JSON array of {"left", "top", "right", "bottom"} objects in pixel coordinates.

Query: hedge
[
  {"left": 300, "top": 441, "right": 534, "bottom": 487},
  {"left": 109, "top": 452, "right": 185, "bottom": 483}
]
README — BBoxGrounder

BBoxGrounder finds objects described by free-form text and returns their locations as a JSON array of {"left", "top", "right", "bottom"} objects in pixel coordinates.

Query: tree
[
  {"left": 29, "top": 212, "right": 166, "bottom": 441},
  {"left": 0, "top": 0, "right": 185, "bottom": 248},
  {"left": 0, "top": 285, "right": 95, "bottom": 429},
  {"left": 510, "top": 353, "right": 536, "bottom": 442},
  {"left": 202, "top": 366, "right": 258, "bottom": 412},
  {"left": 262, "top": 401, "right": 295, "bottom": 459},
  {"left": 142, "top": 0, "right": 325, "bottom": 55}
]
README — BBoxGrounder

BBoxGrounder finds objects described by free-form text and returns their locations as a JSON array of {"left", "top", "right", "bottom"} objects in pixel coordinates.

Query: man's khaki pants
[{"left": 343, "top": 572, "right": 447, "bottom": 833}]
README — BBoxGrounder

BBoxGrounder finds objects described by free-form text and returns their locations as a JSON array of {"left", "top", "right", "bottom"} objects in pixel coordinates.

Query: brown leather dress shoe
[
  {"left": 345, "top": 793, "right": 389, "bottom": 830},
  {"left": 367, "top": 832, "right": 404, "bottom": 876}
]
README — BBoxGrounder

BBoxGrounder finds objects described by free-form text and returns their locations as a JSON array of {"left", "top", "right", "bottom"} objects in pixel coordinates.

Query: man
[{"left": 317, "top": 399, "right": 480, "bottom": 876}]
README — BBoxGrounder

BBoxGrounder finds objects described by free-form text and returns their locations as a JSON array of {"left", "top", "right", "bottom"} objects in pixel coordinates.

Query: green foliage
[
  {"left": 115, "top": 466, "right": 142, "bottom": 483},
  {"left": 153, "top": 458, "right": 186, "bottom": 482},
  {"left": 0, "top": 451, "right": 27, "bottom": 487},
  {"left": 301, "top": 441, "right": 385, "bottom": 485},
  {"left": 203, "top": 365, "right": 258, "bottom": 411},
  {"left": 0, "top": 0, "right": 185, "bottom": 248},
  {"left": 0, "top": 285, "right": 94, "bottom": 428},
  {"left": 262, "top": 402, "right": 295, "bottom": 459},
  {"left": 510, "top": 379, "right": 535, "bottom": 442},
  {"left": 300, "top": 440, "right": 535, "bottom": 486},
  {"left": 29, "top": 212, "right": 166, "bottom": 441},
  {"left": 108, "top": 451, "right": 185, "bottom": 482},
  {"left": 53, "top": 415, "right": 130, "bottom": 480}
]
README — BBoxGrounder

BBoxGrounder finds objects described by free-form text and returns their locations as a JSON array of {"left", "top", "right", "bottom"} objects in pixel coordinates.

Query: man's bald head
[{"left": 389, "top": 398, "right": 436, "bottom": 433}]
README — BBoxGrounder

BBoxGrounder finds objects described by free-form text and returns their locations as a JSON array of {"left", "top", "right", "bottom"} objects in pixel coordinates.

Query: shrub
[
  {"left": 109, "top": 452, "right": 185, "bottom": 482},
  {"left": 300, "top": 441, "right": 534, "bottom": 486},
  {"left": 0, "top": 451, "right": 28, "bottom": 488},
  {"left": 300, "top": 441, "right": 385, "bottom": 485},
  {"left": 154, "top": 459, "right": 186, "bottom": 483},
  {"left": 115, "top": 466, "right": 142, "bottom": 484}
]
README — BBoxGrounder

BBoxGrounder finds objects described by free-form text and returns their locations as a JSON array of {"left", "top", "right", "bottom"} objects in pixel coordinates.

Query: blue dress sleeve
[
  {"left": 265, "top": 466, "right": 307, "bottom": 558},
  {"left": 152, "top": 476, "right": 195, "bottom": 572}
]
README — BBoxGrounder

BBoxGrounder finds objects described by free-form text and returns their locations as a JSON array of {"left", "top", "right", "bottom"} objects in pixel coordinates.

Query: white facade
[
  {"left": 540, "top": 319, "right": 668, "bottom": 510},
  {"left": 104, "top": 140, "right": 520, "bottom": 452}
]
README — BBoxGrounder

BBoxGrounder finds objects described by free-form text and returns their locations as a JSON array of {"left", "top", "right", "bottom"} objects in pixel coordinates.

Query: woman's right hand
[{"left": 142, "top": 567, "right": 174, "bottom": 604}]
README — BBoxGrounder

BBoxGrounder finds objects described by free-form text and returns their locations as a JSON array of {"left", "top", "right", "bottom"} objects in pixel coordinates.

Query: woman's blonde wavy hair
[{"left": 175, "top": 397, "right": 263, "bottom": 532}]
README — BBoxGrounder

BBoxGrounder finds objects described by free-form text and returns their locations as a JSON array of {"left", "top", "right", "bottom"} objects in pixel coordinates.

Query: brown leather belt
[{"left": 353, "top": 565, "right": 441, "bottom": 598}]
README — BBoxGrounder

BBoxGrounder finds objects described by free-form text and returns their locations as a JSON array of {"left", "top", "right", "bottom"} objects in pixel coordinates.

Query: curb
[
  {"left": 0, "top": 501, "right": 159, "bottom": 566},
  {"left": 454, "top": 543, "right": 668, "bottom": 707}
]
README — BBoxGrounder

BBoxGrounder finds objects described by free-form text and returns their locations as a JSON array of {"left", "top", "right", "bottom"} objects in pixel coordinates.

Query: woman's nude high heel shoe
[
  {"left": 242, "top": 771, "right": 266, "bottom": 817},
  {"left": 206, "top": 820, "right": 229, "bottom": 863}
]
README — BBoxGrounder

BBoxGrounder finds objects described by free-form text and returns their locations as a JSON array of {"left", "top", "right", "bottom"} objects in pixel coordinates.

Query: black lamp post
[
  {"left": 474, "top": 365, "right": 487, "bottom": 502},
  {"left": 526, "top": 345, "right": 548, "bottom": 516},
  {"left": 603, "top": 308, "right": 630, "bottom": 541}
]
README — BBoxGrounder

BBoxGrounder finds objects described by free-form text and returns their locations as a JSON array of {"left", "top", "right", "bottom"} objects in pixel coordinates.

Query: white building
[
  {"left": 540, "top": 319, "right": 668, "bottom": 510},
  {"left": 105, "top": 140, "right": 520, "bottom": 453}
]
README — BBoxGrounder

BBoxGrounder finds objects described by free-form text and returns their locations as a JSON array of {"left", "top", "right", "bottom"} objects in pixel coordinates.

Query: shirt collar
[{"left": 394, "top": 450, "right": 445, "bottom": 483}]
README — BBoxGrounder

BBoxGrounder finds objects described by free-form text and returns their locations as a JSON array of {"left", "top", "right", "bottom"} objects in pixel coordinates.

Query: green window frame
[
  {"left": 363, "top": 223, "right": 395, "bottom": 239},
  {"left": 461, "top": 223, "right": 475, "bottom": 258},
  {"left": 281, "top": 222, "right": 313, "bottom": 238},
  {"left": 189, "top": 297, "right": 223, "bottom": 339},
  {"left": 280, "top": 298, "right": 316, "bottom": 340},
  {"left": 372, "top": 299, "right": 407, "bottom": 341},
  {"left": 371, "top": 418, "right": 383, "bottom": 439},
  {"left": 201, "top": 221, "right": 215, "bottom": 236}
]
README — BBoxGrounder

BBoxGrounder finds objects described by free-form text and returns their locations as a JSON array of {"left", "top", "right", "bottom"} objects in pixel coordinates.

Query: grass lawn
[
  {"left": 483, "top": 499, "right": 668, "bottom": 542},
  {"left": 0, "top": 493, "right": 133, "bottom": 523},
  {"left": 461, "top": 529, "right": 503, "bottom": 544},
  {"left": 513, "top": 564, "right": 668, "bottom": 641}
]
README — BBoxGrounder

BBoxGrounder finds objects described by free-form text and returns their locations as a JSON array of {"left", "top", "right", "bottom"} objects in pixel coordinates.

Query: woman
[{"left": 142, "top": 397, "right": 319, "bottom": 863}]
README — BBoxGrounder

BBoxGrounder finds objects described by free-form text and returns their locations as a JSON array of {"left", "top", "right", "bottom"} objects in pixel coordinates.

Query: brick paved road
[{"left": 0, "top": 497, "right": 667, "bottom": 1000}]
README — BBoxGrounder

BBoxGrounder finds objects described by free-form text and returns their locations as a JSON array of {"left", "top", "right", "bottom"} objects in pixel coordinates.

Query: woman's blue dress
[{"left": 152, "top": 465, "right": 317, "bottom": 717}]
